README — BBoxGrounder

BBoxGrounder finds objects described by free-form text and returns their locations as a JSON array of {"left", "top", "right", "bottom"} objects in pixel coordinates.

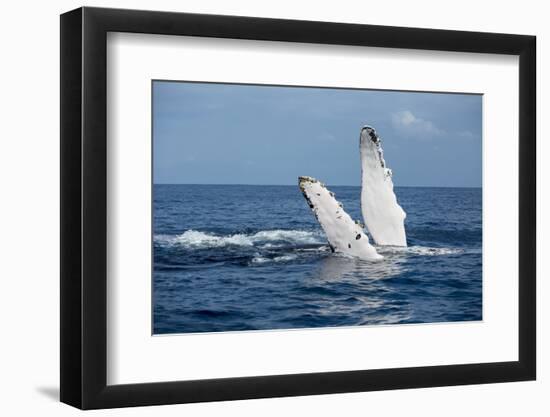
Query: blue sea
[{"left": 153, "top": 184, "right": 482, "bottom": 334}]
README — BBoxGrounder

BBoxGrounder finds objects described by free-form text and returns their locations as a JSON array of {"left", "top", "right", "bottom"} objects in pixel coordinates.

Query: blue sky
[{"left": 153, "top": 81, "right": 482, "bottom": 187}]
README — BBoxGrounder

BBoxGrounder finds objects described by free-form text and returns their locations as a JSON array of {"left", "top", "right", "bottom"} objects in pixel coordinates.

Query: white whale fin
[
  {"left": 360, "top": 125, "right": 407, "bottom": 247},
  {"left": 299, "top": 176, "right": 382, "bottom": 260}
]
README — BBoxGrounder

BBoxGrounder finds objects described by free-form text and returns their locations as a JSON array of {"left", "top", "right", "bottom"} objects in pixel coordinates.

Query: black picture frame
[{"left": 60, "top": 6, "right": 536, "bottom": 410}]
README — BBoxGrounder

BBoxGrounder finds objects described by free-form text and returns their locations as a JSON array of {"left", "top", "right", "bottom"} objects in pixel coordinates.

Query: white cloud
[
  {"left": 391, "top": 110, "right": 444, "bottom": 138},
  {"left": 457, "top": 130, "right": 477, "bottom": 139}
]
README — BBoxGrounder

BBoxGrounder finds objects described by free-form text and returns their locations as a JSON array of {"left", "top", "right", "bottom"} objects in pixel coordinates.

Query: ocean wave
[
  {"left": 155, "top": 230, "right": 468, "bottom": 260},
  {"left": 155, "top": 229, "right": 325, "bottom": 249}
]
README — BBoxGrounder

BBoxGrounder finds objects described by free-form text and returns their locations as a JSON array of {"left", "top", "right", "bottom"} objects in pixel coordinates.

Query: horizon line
[{"left": 154, "top": 183, "right": 482, "bottom": 189}]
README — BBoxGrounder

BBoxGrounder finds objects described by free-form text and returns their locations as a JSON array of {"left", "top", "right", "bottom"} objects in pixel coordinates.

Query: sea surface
[{"left": 153, "top": 184, "right": 482, "bottom": 334}]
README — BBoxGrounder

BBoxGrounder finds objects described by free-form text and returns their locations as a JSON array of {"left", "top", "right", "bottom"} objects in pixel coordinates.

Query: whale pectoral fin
[
  {"left": 360, "top": 126, "right": 407, "bottom": 247},
  {"left": 299, "top": 176, "right": 382, "bottom": 260}
]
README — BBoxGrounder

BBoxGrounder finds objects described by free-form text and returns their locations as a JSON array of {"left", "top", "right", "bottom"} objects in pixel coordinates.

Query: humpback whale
[
  {"left": 299, "top": 125, "right": 407, "bottom": 260},
  {"left": 299, "top": 176, "right": 382, "bottom": 260},
  {"left": 360, "top": 126, "right": 407, "bottom": 247}
]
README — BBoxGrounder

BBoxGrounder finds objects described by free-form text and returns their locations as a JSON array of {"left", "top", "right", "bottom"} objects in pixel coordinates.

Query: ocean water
[{"left": 153, "top": 184, "right": 482, "bottom": 334}]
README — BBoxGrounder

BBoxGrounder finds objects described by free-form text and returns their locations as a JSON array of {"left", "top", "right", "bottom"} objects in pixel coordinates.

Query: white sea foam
[
  {"left": 377, "top": 245, "right": 464, "bottom": 256},
  {"left": 250, "top": 254, "right": 299, "bottom": 264},
  {"left": 154, "top": 229, "right": 325, "bottom": 249},
  {"left": 252, "top": 229, "right": 322, "bottom": 244}
]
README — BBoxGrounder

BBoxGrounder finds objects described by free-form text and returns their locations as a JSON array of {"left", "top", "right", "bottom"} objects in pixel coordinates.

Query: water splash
[{"left": 155, "top": 229, "right": 325, "bottom": 249}]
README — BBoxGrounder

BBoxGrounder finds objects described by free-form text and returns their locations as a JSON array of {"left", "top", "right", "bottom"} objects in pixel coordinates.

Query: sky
[{"left": 153, "top": 81, "right": 482, "bottom": 187}]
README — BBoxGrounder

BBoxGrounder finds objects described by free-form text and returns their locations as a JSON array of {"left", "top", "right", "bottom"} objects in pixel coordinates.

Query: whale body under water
[{"left": 299, "top": 125, "right": 407, "bottom": 260}]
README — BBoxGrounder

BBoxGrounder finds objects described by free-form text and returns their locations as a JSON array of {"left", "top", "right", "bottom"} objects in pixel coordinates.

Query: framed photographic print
[{"left": 60, "top": 6, "right": 536, "bottom": 409}]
